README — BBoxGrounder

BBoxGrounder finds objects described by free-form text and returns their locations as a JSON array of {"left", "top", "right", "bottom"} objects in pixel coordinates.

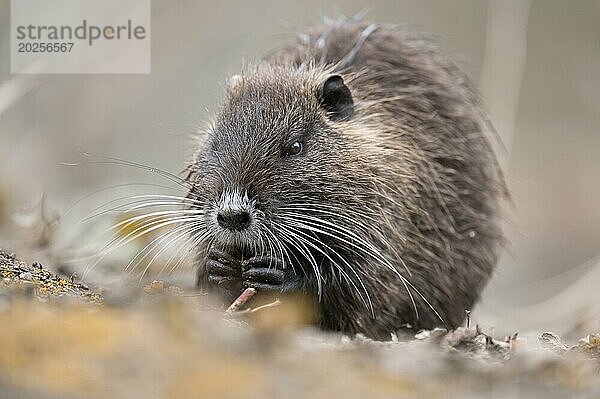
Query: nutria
[{"left": 185, "top": 21, "right": 505, "bottom": 339}]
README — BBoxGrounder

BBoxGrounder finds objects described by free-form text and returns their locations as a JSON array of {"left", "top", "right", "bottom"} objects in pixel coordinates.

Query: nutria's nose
[{"left": 217, "top": 209, "right": 251, "bottom": 231}]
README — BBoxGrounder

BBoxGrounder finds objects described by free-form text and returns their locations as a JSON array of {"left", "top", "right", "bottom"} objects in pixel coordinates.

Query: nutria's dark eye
[{"left": 285, "top": 140, "right": 303, "bottom": 156}]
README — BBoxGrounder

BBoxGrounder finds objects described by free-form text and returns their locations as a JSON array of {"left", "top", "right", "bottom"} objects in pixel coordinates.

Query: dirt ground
[{"left": 0, "top": 249, "right": 599, "bottom": 399}]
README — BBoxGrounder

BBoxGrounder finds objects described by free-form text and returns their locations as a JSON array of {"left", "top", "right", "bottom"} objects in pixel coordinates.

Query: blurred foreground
[{"left": 1, "top": 250, "right": 599, "bottom": 399}]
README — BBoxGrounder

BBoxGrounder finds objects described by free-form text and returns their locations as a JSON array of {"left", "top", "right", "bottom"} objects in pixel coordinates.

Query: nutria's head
[{"left": 187, "top": 66, "right": 374, "bottom": 257}]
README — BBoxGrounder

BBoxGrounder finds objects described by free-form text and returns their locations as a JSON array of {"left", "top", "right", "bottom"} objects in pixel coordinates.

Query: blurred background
[{"left": 0, "top": 0, "right": 598, "bottom": 337}]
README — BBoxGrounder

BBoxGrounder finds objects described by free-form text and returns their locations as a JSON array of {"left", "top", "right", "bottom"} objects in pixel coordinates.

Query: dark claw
[
  {"left": 241, "top": 267, "right": 285, "bottom": 285},
  {"left": 208, "top": 248, "right": 239, "bottom": 265},
  {"left": 241, "top": 255, "right": 303, "bottom": 292},
  {"left": 208, "top": 275, "right": 237, "bottom": 285},
  {"left": 242, "top": 255, "right": 284, "bottom": 271},
  {"left": 243, "top": 280, "right": 286, "bottom": 291},
  {"left": 206, "top": 248, "right": 242, "bottom": 287},
  {"left": 206, "top": 259, "right": 240, "bottom": 278}
]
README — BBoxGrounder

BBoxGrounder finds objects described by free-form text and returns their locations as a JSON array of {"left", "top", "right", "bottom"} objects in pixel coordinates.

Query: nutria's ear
[{"left": 318, "top": 75, "right": 354, "bottom": 122}]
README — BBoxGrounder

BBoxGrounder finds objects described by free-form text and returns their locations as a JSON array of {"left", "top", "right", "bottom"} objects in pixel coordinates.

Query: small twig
[
  {"left": 226, "top": 298, "right": 282, "bottom": 317},
  {"left": 226, "top": 287, "right": 256, "bottom": 313},
  {"left": 249, "top": 299, "right": 281, "bottom": 313}
]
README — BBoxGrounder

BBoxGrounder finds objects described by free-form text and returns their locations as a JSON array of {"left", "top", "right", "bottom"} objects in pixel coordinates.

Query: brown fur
[{"left": 186, "top": 21, "right": 505, "bottom": 339}]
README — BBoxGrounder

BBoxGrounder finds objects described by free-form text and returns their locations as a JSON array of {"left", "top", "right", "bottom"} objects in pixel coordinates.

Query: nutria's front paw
[
  {"left": 206, "top": 248, "right": 242, "bottom": 286},
  {"left": 241, "top": 255, "right": 302, "bottom": 292}
]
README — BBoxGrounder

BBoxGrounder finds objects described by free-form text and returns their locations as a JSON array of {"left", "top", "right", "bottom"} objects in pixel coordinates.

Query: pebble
[{"left": 18, "top": 272, "right": 33, "bottom": 281}]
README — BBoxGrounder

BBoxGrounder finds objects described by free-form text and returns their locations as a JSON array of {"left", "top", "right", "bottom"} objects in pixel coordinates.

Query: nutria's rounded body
[{"left": 187, "top": 21, "right": 505, "bottom": 339}]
